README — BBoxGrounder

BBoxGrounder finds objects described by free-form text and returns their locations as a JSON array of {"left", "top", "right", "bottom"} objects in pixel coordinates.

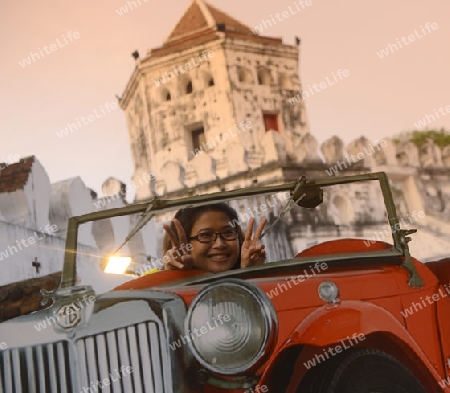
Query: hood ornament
[
  {"left": 51, "top": 286, "right": 96, "bottom": 330},
  {"left": 56, "top": 303, "right": 82, "bottom": 329}
]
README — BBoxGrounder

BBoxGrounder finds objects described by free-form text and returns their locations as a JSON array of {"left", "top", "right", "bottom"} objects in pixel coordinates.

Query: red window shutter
[{"left": 263, "top": 114, "right": 279, "bottom": 132}]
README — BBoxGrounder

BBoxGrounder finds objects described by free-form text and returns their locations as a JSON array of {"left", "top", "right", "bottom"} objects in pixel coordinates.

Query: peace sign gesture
[
  {"left": 162, "top": 219, "right": 194, "bottom": 270},
  {"left": 241, "top": 218, "right": 267, "bottom": 268}
]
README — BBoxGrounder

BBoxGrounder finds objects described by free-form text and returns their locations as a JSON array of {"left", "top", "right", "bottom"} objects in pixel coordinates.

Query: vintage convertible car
[{"left": 1, "top": 172, "right": 450, "bottom": 393}]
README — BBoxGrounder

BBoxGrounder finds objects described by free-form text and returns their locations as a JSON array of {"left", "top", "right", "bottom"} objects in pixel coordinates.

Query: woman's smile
[{"left": 189, "top": 211, "right": 240, "bottom": 273}]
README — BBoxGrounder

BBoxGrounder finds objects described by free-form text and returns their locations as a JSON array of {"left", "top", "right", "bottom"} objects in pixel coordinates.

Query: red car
[{"left": 1, "top": 172, "right": 449, "bottom": 393}]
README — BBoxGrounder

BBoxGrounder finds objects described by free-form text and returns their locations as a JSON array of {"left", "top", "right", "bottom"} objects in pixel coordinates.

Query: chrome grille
[
  {"left": 76, "top": 321, "right": 167, "bottom": 393},
  {"left": 0, "top": 342, "right": 72, "bottom": 393}
]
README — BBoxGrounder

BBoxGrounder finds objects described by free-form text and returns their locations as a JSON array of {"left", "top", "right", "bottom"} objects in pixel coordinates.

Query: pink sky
[{"left": 1, "top": 0, "right": 449, "bottom": 198}]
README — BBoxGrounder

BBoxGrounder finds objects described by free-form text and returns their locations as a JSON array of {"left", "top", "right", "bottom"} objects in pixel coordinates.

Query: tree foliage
[{"left": 393, "top": 128, "right": 450, "bottom": 148}]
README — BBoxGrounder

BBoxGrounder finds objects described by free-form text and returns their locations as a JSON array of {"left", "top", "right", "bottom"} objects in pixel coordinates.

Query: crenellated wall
[
  {"left": 131, "top": 132, "right": 450, "bottom": 263},
  {"left": 0, "top": 157, "right": 157, "bottom": 291}
]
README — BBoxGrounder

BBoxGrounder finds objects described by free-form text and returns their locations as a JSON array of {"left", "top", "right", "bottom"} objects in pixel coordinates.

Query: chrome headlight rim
[{"left": 185, "top": 278, "right": 278, "bottom": 375}]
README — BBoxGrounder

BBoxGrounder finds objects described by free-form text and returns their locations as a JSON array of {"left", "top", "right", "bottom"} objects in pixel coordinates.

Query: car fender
[{"left": 260, "top": 300, "right": 446, "bottom": 392}]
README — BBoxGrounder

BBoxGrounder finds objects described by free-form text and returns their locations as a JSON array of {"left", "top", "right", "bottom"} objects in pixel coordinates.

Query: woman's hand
[
  {"left": 162, "top": 219, "right": 194, "bottom": 270},
  {"left": 240, "top": 218, "right": 267, "bottom": 268}
]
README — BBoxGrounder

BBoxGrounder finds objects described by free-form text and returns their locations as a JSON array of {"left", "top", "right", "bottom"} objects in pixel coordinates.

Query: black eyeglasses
[{"left": 189, "top": 229, "right": 239, "bottom": 243}]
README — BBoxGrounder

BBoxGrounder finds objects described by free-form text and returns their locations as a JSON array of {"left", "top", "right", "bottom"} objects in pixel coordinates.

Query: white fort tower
[{"left": 119, "top": 0, "right": 312, "bottom": 200}]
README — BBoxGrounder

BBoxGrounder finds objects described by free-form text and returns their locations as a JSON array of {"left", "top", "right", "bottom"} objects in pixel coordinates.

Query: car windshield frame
[{"left": 61, "top": 172, "right": 423, "bottom": 289}]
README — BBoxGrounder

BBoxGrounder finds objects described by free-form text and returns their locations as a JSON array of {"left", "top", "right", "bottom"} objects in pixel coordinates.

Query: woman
[{"left": 162, "top": 203, "right": 267, "bottom": 273}]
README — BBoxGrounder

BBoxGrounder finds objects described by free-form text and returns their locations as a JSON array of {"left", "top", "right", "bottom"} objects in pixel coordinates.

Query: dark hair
[{"left": 162, "top": 203, "right": 244, "bottom": 269}]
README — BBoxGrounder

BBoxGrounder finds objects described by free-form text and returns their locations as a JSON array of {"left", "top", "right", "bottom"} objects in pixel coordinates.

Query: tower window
[
  {"left": 203, "top": 72, "right": 215, "bottom": 88},
  {"left": 263, "top": 113, "right": 279, "bottom": 132},
  {"left": 238, "top": 67, "right": 252, "bottom": 83},
  {"left": 161, "top": 88, "right": 171, "bottom": 102},
  {"left": 238, "top": 67, "right": 245, "bottom": 82},
  {"left": 257, "top": 68, "right": 271, "bottom": 86},
  {"left": 186, "top": 81, "right": 193, "bottom": 94},
  {"left": 279, "top": 73, "right": 290, "bottom": 89},
  {"left": 191, "top": 127, "right": 205, "bottom": 154}
]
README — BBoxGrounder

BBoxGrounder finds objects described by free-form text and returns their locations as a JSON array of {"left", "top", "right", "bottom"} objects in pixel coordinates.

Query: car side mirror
[{"left": 292, "top": 186, "right": 323, "bottom": 208}]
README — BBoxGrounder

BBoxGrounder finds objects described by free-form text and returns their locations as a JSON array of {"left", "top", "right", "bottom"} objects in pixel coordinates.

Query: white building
[{"left": 0, "top": 156, "right": 157, "bottom": 293}]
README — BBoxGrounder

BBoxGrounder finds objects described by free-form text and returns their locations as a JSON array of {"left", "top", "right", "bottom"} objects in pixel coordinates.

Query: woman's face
[{"left": 189, "top": 211, "right": 240, "bottom": 273}]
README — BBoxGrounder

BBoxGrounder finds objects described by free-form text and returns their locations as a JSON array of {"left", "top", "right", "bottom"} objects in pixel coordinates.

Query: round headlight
[{"left": 185, "top": 279, "right": 277, "bottom": 375}]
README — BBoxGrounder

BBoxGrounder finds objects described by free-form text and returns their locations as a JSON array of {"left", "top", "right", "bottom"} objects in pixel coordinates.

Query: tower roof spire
[{"left": 163, "top": 0, "right": 254, "bottom": 44}]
